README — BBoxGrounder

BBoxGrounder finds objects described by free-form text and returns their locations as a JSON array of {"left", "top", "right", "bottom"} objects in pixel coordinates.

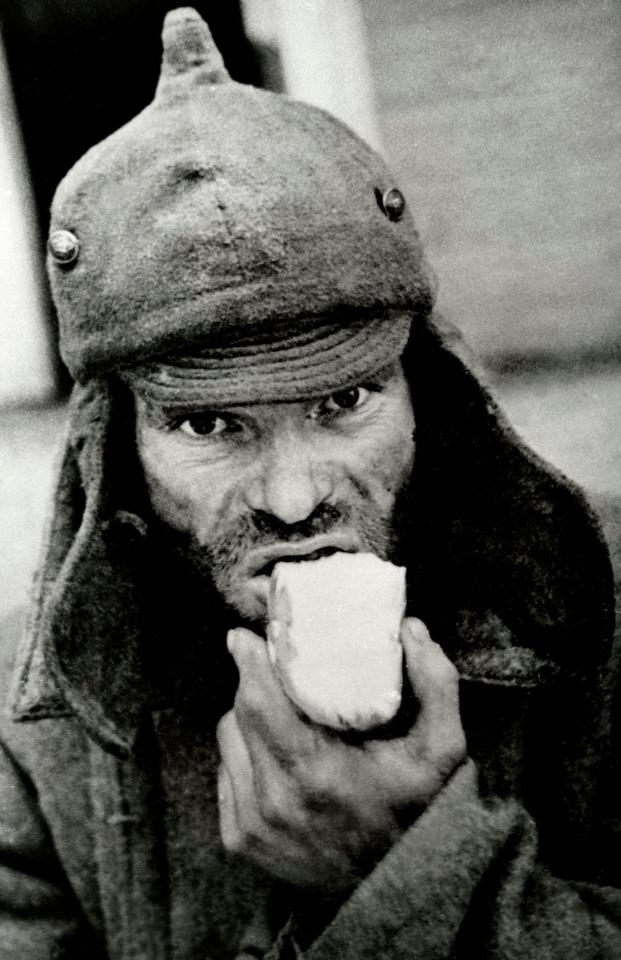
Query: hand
[{"left": 216, "top": 618, "right": 467, "bottom": 894}]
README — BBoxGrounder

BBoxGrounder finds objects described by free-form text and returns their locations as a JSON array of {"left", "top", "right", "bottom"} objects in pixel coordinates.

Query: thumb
[
  {"left": 401, "top": 617, "right": 459, "bottom": 690},
  {"left": 227, "top": 626, "right": 271, "bottom": 679},
  {"left": 401, "top": 618, "right": 464, "bottom": 752}
]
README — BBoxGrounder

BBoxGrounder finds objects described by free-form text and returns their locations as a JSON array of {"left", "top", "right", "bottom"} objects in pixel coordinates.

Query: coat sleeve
[
  {"left": 0, "top": 609, "right": 101, "bottom": 958},
  {"left": 268, "top": 760, "right": 621, "bottom": 960},
  {"left": 0, "top": 737, "right": 102, "bottom": 959}
]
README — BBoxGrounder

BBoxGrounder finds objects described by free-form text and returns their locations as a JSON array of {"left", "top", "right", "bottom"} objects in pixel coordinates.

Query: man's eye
[
  {"left": 177, "top": 413, "right": 231, "bottom": 437},
  {"left": 323, "top": 386, "right": 369, "bottom": 413}
]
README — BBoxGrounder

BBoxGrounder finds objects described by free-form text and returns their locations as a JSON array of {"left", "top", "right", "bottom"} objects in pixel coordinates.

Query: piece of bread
[{"left": 267, "top": 552, "right": 406, "bottom": 731}]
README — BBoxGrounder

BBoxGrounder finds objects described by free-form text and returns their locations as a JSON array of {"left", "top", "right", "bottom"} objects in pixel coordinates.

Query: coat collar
[{"left": 10, "top": 384, "right": 148, "bottom": 757}]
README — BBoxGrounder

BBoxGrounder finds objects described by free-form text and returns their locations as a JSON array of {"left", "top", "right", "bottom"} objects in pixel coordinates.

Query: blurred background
[{"left": 1, "top": 0, "right": 620, "bottom": 616}]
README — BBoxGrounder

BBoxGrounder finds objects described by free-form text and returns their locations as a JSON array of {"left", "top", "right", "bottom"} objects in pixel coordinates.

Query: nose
[{"left": 245, "top": 433, "right": 334, "bottom": 526}]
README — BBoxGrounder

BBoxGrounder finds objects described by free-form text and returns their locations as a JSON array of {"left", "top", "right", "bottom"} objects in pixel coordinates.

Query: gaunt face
[{"left": 134, "top": 361, "right": 415, "bottom": 626}]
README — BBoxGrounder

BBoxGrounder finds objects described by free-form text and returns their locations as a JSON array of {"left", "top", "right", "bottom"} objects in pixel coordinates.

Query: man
[{"left": 1, "top": 8, "right": 620, "bottom": 959}]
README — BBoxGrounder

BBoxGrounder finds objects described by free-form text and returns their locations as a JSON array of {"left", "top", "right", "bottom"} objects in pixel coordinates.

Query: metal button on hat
[
  {"left": 48, "top": 229, "right": 80, "bottom": 266},
  {"left": 381, "top": 188, "right": 406, "bottom": 221}
]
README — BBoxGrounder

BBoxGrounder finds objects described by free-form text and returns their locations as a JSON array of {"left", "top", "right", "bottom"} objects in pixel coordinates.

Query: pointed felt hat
[{"left": 47, "top": 8, "right": 434, "bottom": 399}]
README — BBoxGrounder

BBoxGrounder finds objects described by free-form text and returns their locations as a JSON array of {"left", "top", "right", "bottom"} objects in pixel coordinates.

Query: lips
[
  {"left": 256, "top": 546, "right": 344, "bottom": 578},
  {"left": 244, "top": 534, "right": 362, "bottom": 580}
]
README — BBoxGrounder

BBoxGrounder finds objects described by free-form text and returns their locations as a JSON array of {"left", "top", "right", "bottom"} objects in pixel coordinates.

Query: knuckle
[
  {"left": 221, "top": 829, "right": 243, "bottom": 855},
  {"left": 257, "top": 787, "right": 289, "bottom": 829},
  {"left": 231, "top": 808, "right": 262, "bottom": 854},
  {"left": 449, "top": 731, "right": 468, "bottom": 771},
  {"left": 408, "top": 716, "right": 467, "bottom": 784},
  {"left": 239, "top": 824, "right": 262, "bottom": 855},
  {"left": 234, "top": 680, "right": 265, "bottom": 723},
  {"left": 297, "top": 755, "right": 340, "bottom": 809},
  {"left": 431, "top": 725, "right": 467, "bottom": 778},
  {"left": 415, "top": 756, "right": 445, "bottom": 800},
  {"left": 453, "top": 724, "right": 468, "bottom": 759},
  {"left": 222, "top": 823, "right": 260, "bottom": 857}
]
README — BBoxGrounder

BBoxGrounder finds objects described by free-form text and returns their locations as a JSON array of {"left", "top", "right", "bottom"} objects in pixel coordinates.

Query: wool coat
[{"left": 1, "top": 321, "right": 620, "bottom": 959}]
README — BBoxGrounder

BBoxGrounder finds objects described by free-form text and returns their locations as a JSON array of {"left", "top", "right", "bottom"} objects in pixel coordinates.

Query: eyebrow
[{"left": 362, "top": 361, "right": 398, "bottom": 384}]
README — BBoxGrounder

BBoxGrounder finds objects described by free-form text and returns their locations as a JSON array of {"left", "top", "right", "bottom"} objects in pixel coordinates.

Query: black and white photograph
[{"left": 0, "top": 2, "right": 620, "bottom": 957}]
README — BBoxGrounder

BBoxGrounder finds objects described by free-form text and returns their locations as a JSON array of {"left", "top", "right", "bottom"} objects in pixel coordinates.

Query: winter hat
[{"left": 46, "top": 7, "right": 434, "bottom": 399}]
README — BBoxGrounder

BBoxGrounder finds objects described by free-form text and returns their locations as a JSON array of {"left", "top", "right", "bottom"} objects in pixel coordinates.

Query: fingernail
[
  {"left": 404, "top": 620, "right": 442, "bottom": 666},
  {"left": 403, "top": 617, "right": 428, "bottom": 644}
]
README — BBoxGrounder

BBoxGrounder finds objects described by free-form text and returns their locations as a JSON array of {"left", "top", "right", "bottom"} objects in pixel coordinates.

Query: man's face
[{"left": 134, "top": 361, "right": 415, "bottom": 626}]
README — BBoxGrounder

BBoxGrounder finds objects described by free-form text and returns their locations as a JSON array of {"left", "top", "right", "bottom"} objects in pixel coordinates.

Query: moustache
[
  {"left": 155, "top": 496, "right": 396, "bottom": 581},
  {"left": 224, "top": 501, "right": 348, "bottom": 548},
  {"left": 200, "top": 500, "right": 368, "bottom": 572}
]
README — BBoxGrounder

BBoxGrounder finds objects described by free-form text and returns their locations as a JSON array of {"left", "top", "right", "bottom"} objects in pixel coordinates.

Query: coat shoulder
[
  {"left": 0, "top": 606, "right": 89, "bottom": 780},
  {"left": 588, "top": 491, "right": 621, "bottom": 609}
]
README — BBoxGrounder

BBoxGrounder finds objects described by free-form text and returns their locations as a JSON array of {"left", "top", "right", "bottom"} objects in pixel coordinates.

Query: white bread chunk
[{"left": 267, "top": 552, "right": 406, "bottom": 731}]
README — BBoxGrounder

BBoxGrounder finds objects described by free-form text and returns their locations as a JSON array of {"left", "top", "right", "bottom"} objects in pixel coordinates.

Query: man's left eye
[
  {"left": 177, "top": 413, "right": 231, "bottom": 437},
  {"left": 323, "top": 386, "right": 369, "bottom": 412}
]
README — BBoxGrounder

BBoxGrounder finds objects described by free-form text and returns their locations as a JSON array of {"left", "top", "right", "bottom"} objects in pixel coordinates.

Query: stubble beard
[{"left": 151, "top": 479, "right": 412, "bottom": 628}]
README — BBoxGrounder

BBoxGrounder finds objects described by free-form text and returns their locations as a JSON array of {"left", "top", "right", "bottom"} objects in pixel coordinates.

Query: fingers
[
  {"left": 401, "top": 618, "right": 466, "bottom": 775},
  {"left": 227, "top": 626, "right": 286, "bottom": 712},
  {"left": 217, "top": 709, "right": 254, "bottom": 807},
  {"left": 401, "top": 618, "right": 460, "bottom": 709},
  {"left": 227, "top": 627, "right": 314, "bottom": 764},
  {"left": 217, "top": 709, "right": 271, "bottom": 856},
  {"left": 217, "top": 761, "right": 239, "bottom": 851},
  {"left": 217, "top": 708, "right": 246, "bottom": 853},
  {"left": 217, "top": 710, "right": 255, "bottom": 847},
  {"left": 217, "top": 709, "right": 305, "bottom": 868}
]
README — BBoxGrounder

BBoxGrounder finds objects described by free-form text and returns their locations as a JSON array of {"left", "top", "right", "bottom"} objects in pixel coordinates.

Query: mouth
[
  {"left": 255, "top": 546, "right": 346, "bottom": 579},
  {"left": 246, "top": 535, "right": 362, "bottom": 580}
]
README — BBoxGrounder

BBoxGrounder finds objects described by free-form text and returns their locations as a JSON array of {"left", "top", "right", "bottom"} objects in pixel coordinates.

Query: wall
[
  {"left": 360, "top": 0, "right": 621, "bottom": 366},
  {"left": 0, "top": 31, "right": 53, "bottom": 405}
]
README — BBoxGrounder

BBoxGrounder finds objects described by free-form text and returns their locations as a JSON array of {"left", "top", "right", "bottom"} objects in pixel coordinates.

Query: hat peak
[{"left": 158, "top": 7, "right": 230, "bottom": 86}]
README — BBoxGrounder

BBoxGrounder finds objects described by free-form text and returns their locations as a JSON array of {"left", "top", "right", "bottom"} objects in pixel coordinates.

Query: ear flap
[
  {"left": 404, "top": 317, "right": 614, "bottom": 685},
  {"left": 12, "top": 380, "right": 147, "bottom": 756}
]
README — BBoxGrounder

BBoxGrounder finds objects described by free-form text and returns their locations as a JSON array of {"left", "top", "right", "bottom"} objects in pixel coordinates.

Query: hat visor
[{"left": 120, "top": 311, "right": 412, "bottom": 406}]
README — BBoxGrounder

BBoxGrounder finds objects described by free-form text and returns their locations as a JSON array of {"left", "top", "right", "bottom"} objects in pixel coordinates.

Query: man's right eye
[{"left": 177, "top": 413, "right": 232, "bottom": 438}]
